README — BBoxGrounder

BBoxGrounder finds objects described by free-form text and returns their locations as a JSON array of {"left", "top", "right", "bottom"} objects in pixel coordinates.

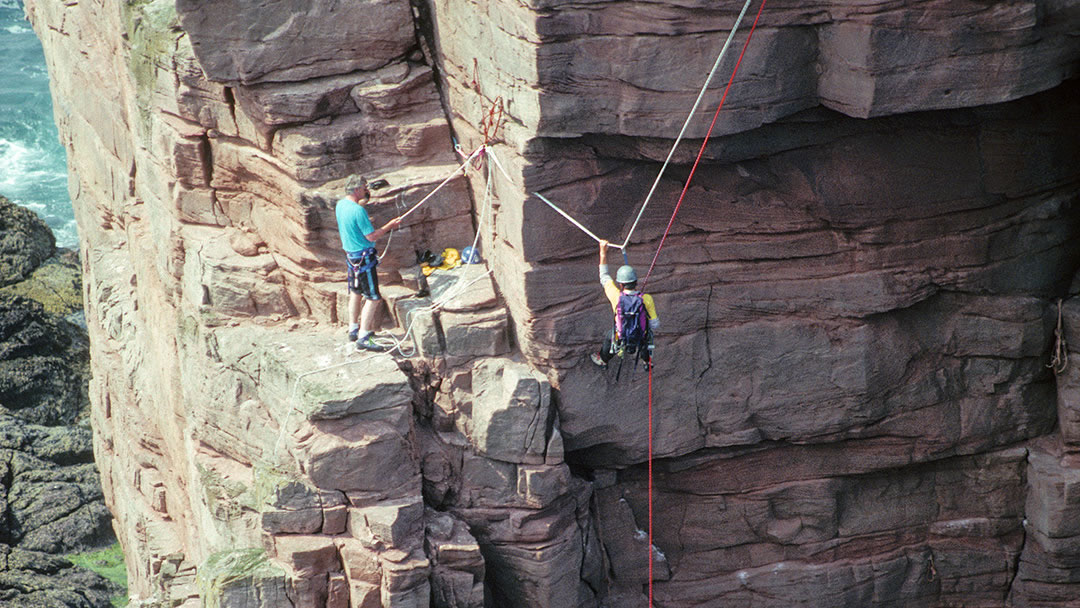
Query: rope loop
[
  {"left": 480, "top": 96, "right": 505, "bottom": 146},
  {"left": 1050, "top": 298, "right": 1068, "bottom": 375}
]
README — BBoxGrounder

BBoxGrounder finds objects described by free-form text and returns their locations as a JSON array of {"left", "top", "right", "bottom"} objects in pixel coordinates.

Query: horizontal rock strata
[{"left": 23, "top": 0, "right": 1080, "bottom": 606}]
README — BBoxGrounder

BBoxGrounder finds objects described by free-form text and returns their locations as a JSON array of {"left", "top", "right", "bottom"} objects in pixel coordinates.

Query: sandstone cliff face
[{"left": 23, "top": 0, "right": 1080, "bottom": 606}]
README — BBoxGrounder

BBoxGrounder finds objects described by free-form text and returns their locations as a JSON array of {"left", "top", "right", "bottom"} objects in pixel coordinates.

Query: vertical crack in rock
[
  {"left": 408, "top": 0, "right": 454, "bottom": 140},
  {"left": 0, "top": 448, "right": 14, "bottom": 546}
]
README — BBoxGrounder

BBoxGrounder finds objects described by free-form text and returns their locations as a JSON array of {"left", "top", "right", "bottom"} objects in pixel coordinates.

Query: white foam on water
[
  {"left": 0, "top": 137, "right": 32, "bottom": 190},
  {"left": 0, "top": 137, "right": 63, "bottom": 193},
  {"left": 1, "top": 0, "right": 78, "bottom": 248},
  {"left": 55, "top": 218, "right": 77, "bottom": 247}
]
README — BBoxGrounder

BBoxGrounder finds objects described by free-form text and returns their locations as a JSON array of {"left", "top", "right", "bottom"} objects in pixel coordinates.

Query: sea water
[{"left": 0, "top": 0, "right": 76, "bottom": 248}]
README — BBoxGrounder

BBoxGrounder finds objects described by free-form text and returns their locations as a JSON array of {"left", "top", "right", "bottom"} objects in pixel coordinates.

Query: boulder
[
  {"left": 294, "top": 419, "right": 418, "bottom": 494},
  {"left": 0, "top": 294, "right": 88, "bottom": 426},
  {"left": 0, "top": 196, "right": 54, "bottom": 288},
  {"left": 468, "top": 360, "right": 551, "bottom": 464},
  {"left": 349, "top": 497, "right": 425, "bottom": 554}
]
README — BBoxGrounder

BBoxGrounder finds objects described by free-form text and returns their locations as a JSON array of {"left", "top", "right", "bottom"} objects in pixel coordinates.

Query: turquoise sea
[{"left": 0, "top": 0, "right": 76, "bottom": 247}]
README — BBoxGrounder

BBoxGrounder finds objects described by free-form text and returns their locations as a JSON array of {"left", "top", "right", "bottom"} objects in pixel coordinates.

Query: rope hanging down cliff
[{"left": 642, "top": 5, "right": 768, "bottom": 605}]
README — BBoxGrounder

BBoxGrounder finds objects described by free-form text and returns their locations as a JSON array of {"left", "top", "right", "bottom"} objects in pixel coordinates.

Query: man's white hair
[{"left": 344, "top": 174, "right": 367, "bottom": 194}]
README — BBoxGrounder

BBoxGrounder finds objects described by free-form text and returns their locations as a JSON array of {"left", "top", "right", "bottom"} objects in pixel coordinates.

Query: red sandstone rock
[{"left": 21, "top": 0, "right": 1080, "bottom": 605}]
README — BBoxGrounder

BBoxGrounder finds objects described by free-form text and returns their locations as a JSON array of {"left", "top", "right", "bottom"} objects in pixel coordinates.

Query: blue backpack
[{"left": 615, "top": 292, "right": 649, "bottom": 355}]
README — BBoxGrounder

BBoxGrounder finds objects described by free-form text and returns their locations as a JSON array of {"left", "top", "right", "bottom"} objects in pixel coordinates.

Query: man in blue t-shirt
[{"left": 336, "top": 175, "right": 401, "bottom": 351}]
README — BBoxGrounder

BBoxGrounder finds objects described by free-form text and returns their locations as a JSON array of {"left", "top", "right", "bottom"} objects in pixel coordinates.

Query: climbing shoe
[
  {"left": 356, "top": 335, "right": 386, "bottom": 352},
  {"left": 590, "top": 352, "right": 607, "bottom": 368},
  {"left": 347, "top": 327, "right": 359, "bottom": 342}
]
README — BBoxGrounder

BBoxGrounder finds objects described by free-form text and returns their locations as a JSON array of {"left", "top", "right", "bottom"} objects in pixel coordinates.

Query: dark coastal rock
[
  {"left": 0, "top": 545, "right": 119, "bottom": 608},
  {"left": 0, "top": 196, "right": 54, "bottom": 289},
  {"left": 0, "top": 248, "right": 83, "bottom": 317},
  {"left": 0, "top": 293, "right": 88, "bottom": 426},
  {"left": 0, "top": 415, "right": 117, "bottom": 607},
  {"left": 4, "top": 425, "right": 110, "bottom": 553},
  {"left": 0, "top": 198, "right": 115, "bottom": 606}
]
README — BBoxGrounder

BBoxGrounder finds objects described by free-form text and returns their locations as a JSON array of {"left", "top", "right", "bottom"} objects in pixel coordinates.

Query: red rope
[
  {"left": 648, "top": 361, "right": 654, "bottom": 605},
  {"left": 641, "top": 0, "right": 768, "bottom": 291},
  {"left": 644, "top": 4, "right": 766, "bottom": 605}
]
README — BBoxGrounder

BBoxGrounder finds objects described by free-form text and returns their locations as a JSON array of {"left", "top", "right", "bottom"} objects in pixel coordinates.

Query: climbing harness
[{"left": 347, "top": 247, "right": 378, "bottom": 291}]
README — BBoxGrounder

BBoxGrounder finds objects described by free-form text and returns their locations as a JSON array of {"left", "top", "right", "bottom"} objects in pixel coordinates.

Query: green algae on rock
[
  {"left": 197, "top": 549, "right": 289, "bottom": 608},
  {"left": 0, "top": 249, "right": 82, "bottom": 317}
]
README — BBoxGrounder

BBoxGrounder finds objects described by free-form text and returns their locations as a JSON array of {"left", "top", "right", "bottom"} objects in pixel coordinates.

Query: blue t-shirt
[{"left": 335, "top": 198, "right": 376, "bottom": 253}]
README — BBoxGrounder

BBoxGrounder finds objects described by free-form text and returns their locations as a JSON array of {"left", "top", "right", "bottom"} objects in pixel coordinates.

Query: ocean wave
[
  {"left": 3, "top": 23, "right": 29, "bottom": 34},
  {"left": 0, "top": 138, "right": 33, "bottom": 190},
  {"left": 54, "top": 218, "right": 78, "bottom": 247},
  {"left": 0, "top": 137, "right": 64, "bottom": 173},
  {"left": 0, "top": 0, "right": 23, "bottom": 10}
]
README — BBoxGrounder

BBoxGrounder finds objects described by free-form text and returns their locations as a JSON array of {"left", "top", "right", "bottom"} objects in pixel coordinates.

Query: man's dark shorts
[{"left": 346, "top": 249, "right": 380, "bottom": 301}]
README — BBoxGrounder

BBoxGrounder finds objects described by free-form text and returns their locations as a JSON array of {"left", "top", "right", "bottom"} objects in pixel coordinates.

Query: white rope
[
  {"left": 533, "top": 192, "right": 610, "bottom": 245},
  {"left": 485, "top": 146, "right": 515, "bottom": 185},
  {"left": 399, "top": 146, "right": 485, "bottom": 221},
  {"left": 374, "top": 144, "right": 499, "bottom": 354},
  {"left": 619, "top": 0, "right": 754, "bottom": 249},
  {"left": 378, "top": 191, "right": 406, "bottom": 261}
]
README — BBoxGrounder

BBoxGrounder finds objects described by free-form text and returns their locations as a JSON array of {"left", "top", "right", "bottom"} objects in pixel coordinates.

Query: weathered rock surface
[
  {"left": 0, "top": 545, "right": 118, "bottom": 608},
  {"left": 0, "top": 196, "right": 54, "bottom": 289},
  {"left": 22, "top": 0, "right": 1080, "bottom": 605},
  {"left": 0, "top": 197, "right": 116, "bottom": 606},
  {"left": 0, "top": 293, "right": 88, "bottom": 426}
]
